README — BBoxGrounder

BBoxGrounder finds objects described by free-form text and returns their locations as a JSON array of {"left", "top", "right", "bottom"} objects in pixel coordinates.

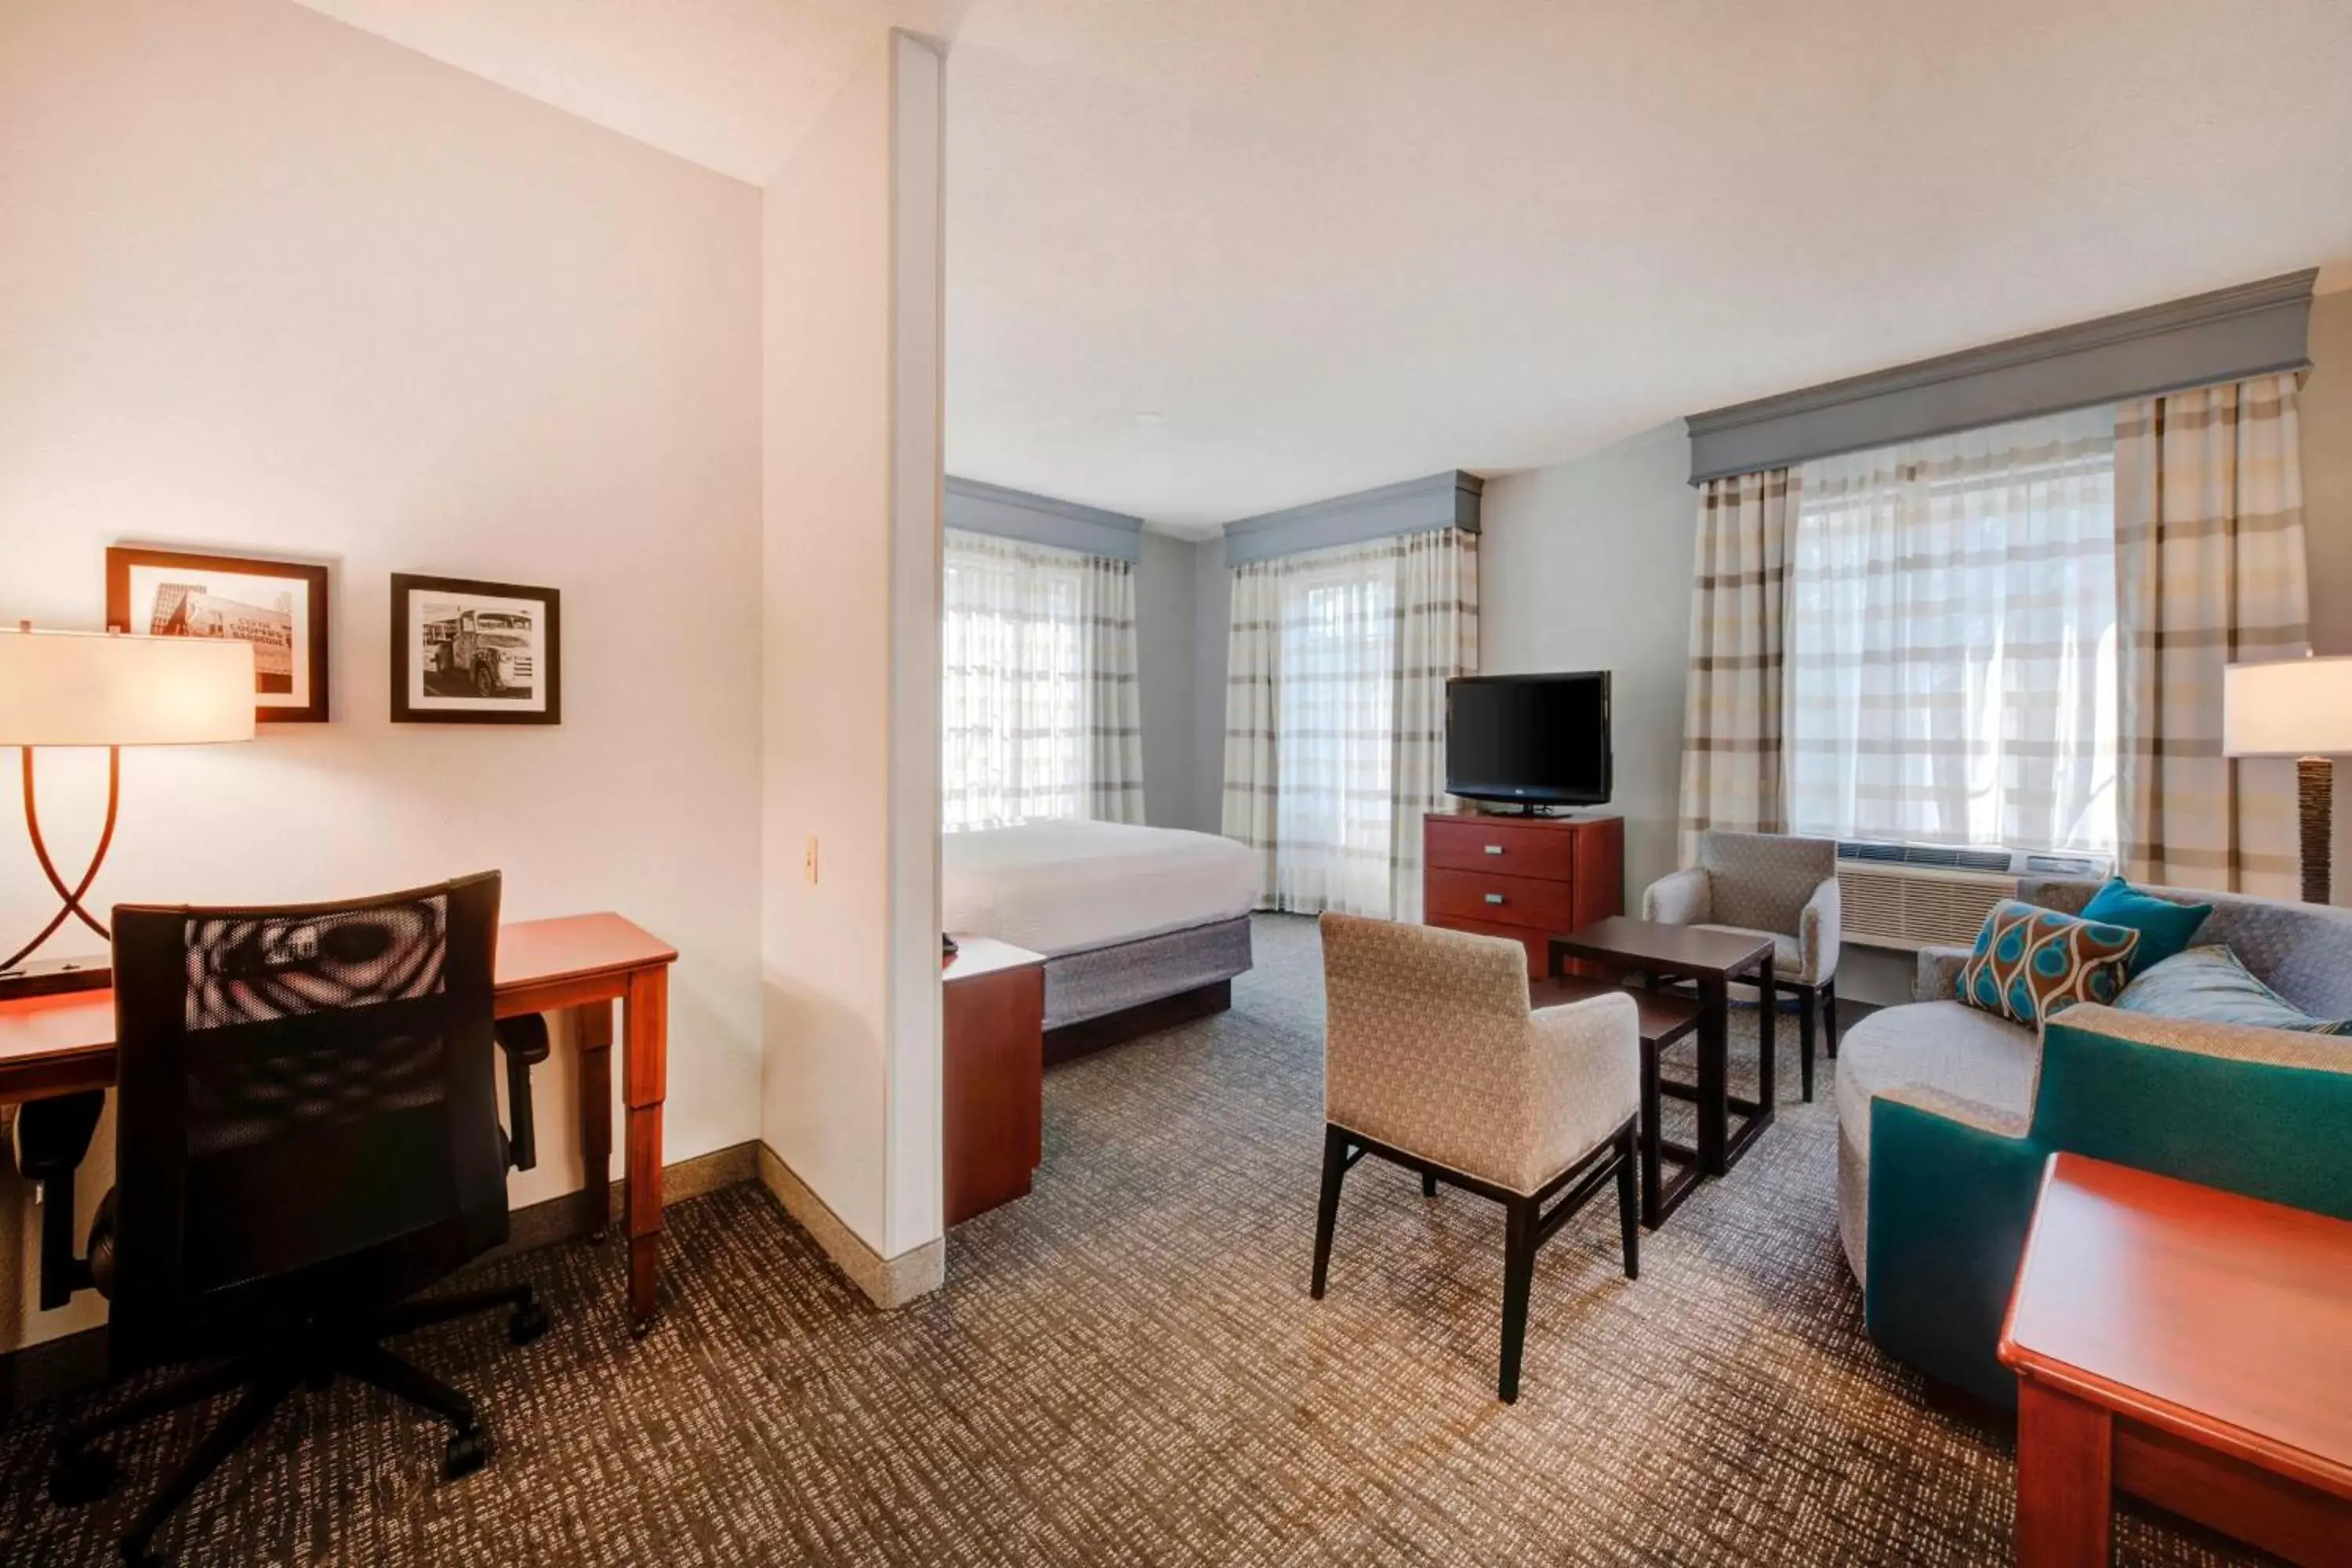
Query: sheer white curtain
[
  {"left": 1787, "top": 405, "right": 2119, "bottom": 856},
  {"left": 941, "top": 530, "right": 1143, "bottom": 832},
  {"left": 1221, "top": 528, "right": 1477, "bottom": 918}
]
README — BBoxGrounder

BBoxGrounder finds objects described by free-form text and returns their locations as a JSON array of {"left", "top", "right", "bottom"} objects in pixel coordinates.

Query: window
[
  {"left": 1270, "top": 554, "right": 1398, "bottom": 915},
  {"left": 940, "top": 530, "right": 1141, "bottom": 831},
  {"left": 1786, "top": 405, "right": 2120, "bottom": 857}
]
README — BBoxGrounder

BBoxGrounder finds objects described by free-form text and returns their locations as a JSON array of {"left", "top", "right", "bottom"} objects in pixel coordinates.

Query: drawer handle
[
  {"left": 1483, "top": 844, "right": 1505, "bottom": 855},
  {"left": 1484, "top": 893, "right": 1505, "bottom": 905}
]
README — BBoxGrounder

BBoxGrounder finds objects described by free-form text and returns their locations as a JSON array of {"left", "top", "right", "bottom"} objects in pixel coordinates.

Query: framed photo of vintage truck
[
  {"left": 390, "top": 573, "right": 561, "bottom": 725},
  {"left": 106, "top": 546, "right": 332, "bottom": 723}
]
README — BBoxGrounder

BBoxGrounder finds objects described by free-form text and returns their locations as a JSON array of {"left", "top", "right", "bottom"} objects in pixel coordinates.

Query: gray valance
[
  {"left": 944, "top": 476, "right": 1143, "bottom": 562},
  {"left": 1221, "top": 470, "right": 1483, "bottom": 564},
  {"left": 1684, "top": 270, "right": 2317, "bottom": 485}
]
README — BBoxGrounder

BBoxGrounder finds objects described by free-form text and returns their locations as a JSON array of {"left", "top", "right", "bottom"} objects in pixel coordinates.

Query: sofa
[{"left": 1835, "top": 876, "right": 2352, "bottom": 1408}]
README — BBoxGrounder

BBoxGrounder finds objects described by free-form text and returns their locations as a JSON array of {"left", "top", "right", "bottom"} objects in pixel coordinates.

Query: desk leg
[
  {"left": 575, "top": 1002, "right": 613, "bottom": 1242},
  {"left": 1754, "top": 954, "right": 1776, "bottom": 1130},
  {"left": 1697, "top": 977, "right": 1728, "bottom": 1175},
  {"left": 622, "top": 964, "right": 667, "bottom": 1337},
  {"left": 2016, "top": 1377, "right": 2113, "bottom": 1568}
]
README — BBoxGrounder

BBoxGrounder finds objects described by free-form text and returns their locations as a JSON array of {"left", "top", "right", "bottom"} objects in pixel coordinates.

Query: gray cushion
[{"left": 1833, "top": 1000, "right": 2037, "bottom": 1283}]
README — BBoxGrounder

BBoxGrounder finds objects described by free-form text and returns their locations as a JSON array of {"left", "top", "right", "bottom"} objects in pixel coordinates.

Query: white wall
[
  {"left": 759, "top": 32, "right": 946, "bottom": 1274},
  {"left": 0, "top": 0, "right": 765, "bottom": 1351},
  {"left": 1479, "top": 424, "right": 1696, "bottom": 906},
  {"left": 1136, "top": 531, "right": 1201, "bottom": 829}
]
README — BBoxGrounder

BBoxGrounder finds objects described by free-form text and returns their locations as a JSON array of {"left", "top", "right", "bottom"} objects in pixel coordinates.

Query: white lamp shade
[
  {"left": 0, "top": 627, "right": 256, "bottom": 746},
  {"left": 2222, "top": 656, "right": 2352, "bottom": 758}
]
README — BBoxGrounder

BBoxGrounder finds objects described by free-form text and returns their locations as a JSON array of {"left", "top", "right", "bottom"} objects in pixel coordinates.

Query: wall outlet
[{"left": 804, "top": 836, "right": 818, "bottom": 884}]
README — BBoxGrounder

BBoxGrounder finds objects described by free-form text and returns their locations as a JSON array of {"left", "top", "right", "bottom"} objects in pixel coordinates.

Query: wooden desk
[
  {"left": 1998, "top": 1153, "right": 2352, "bottom": 1567},
  {"left": 0, "top": 913, "right": 677, "bottom": 1338}
]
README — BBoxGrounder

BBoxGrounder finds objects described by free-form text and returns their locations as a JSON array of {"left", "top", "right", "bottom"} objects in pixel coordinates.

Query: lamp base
[
  {"left": 2299, "top": 755, "right": 2333, "bottom": 906},
  {"left": 0, "top": 954, "right": 112, "bottom": 1003}
]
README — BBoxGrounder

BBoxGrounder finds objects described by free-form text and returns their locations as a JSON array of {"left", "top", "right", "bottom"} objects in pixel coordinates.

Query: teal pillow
[
  {"left": 1956, "top": 901, "right": 2140, "bottom": 1028},
  {"left": 2079, "top": 877, "right": 2212, "bottom": 976},
  {"left": 2114, "top": 945, "right": 2352, "bottom": 1036}
]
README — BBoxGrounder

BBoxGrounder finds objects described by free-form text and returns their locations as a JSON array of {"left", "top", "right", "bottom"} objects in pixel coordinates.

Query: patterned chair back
[
  {"left": 2022, "top": 877, "right": 2352, "bottom": 1020},
  {"left": 106, "top": 871, "right": 508, "bottom": 1369},
  {"left": 1319, "top": 913, "right": 1536, "bottom": 1188},
  {"left": 1697, "top": 831, "right": 1838, "bottom": 937}
]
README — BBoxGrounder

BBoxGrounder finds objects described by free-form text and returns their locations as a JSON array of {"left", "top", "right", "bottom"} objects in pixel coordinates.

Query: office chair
[{"left": 46, "top": 872, "right": 550, "bottom": 1566}]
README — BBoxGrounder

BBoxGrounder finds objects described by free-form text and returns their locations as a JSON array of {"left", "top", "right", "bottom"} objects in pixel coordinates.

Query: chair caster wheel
[
  {"left": 51, "top": 1446, "right": 118, "bottom": 1505},
  {"left": 509, "top": 1301, "right": 550, "bottom": 1345},
  {"left": 443, "top": 1426, "right": 492, "bottom": 1481}
]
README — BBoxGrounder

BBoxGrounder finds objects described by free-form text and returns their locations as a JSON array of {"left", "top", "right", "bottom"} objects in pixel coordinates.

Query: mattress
[{"left": 942, "top": 820, "right": 1259, "bottom": 957}]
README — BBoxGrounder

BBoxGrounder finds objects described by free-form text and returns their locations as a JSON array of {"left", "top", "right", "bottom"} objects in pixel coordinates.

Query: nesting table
[{"left": 1540, "top": 916, "right": 1776, "bottom": 1228}]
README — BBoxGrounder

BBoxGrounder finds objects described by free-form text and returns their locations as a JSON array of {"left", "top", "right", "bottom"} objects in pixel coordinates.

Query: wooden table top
[
  {"left": 1529, "top": 975, "right": 1704, "bottom": 1044},
  {"left": 1, "top": 913, "right": 675, "bottom": 1097},
  {"left": 1548, "top": 916, "right": 1774, "bottom": 979},
  {"left": 1999, "top": 1152, "right": 2352, "bottom": 1500}
]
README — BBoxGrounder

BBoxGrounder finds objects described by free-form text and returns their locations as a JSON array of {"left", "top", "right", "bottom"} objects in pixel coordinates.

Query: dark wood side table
[
  {"left": 1530, "top": 974, "right": 1706, "bottom": 1228},
  {"left": 942, "top": 936, "right": 1046, "bottom": 1227},
  {"left": 1546, "top": 916, "right": 1775, "bottom": 1180},
  {"left": 1998, "top": 1153, "right": 2352, "bottom": 1567}
]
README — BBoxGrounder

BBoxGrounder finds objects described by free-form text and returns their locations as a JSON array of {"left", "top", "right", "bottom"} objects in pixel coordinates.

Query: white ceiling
[
  {"left": 944, "top": 0, "right": 2352, "bottom": 530},
  {"left": 295, "top": 0, "right": 2352, "bottom": 533},
  {"left": 292, "top": 0, "right": 967, "bottom": 184}
]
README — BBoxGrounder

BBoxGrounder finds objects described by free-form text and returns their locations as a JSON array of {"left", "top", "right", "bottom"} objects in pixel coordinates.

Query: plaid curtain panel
[
  {"left": 1677, "top": 468, "right": 1795, "bottom": 859},
  {"left": 1786, "top": 406, "right": 2119, "bottom": 856},
  {"left": 942, "top": 529, "right": 1144, "bottom": 830},
  {"left": 2115, "top": 372, "right": 2312, "bottom": 896},
  {"left": 1221, "top": 528, "right": 1478, "bottom": 919}
]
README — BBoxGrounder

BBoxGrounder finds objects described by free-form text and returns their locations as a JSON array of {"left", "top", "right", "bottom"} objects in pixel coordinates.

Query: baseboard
[
  {"left": 753, "top": 1143, "right": 942, "bottom": 1310},
  {"left": 0, "top": 1140, "right": 762, "bottom": 1419}
]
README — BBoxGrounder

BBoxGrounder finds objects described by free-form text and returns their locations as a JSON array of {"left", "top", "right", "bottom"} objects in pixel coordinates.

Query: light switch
[{"left": 804, "top": 836, "right": 819, "bottom": 884}]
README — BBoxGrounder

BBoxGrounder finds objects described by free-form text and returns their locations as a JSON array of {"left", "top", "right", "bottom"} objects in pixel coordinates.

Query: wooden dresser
[{"left": 1423, "top": 811, "right": 1624, "bottom": 979}]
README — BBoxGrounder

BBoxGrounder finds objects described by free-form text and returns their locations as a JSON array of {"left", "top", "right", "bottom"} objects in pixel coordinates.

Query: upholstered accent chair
[
  {"left": 1313, "top": 914, "right": 1639, "bottom": 1403},
  {"left": 1639, "top": 831, "right": 1841, "bottom": 1100}
]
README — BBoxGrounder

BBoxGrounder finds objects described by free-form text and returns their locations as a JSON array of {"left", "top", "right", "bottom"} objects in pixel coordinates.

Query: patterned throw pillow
[
  {"left": 2114, "top": 945, "right": 2352, "bottom": 1036},
  {"left": 1956, "top": 901, "right": 2140, "bottom": 1029}
]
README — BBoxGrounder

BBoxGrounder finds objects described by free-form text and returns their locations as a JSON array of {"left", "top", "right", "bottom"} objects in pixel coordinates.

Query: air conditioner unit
[
  {"left": 1837, "top": 862, "right": 2016, "bottom": 952},
  {"left": 1832, "top": 841, "right": 2111, "bottom": 953}
]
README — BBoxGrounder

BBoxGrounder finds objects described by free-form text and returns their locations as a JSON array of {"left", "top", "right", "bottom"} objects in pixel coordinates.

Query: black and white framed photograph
[
  {"left": 390, "top": 574, "right": 561, "bottom": 724},
  {"left": 106, "top": 546, "right": 332, "bottom": 723}
]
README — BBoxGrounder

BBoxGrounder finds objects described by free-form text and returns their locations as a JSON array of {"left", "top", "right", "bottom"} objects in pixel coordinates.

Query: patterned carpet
[{"left": 0, "top": 914, "right": 2252, "bottom": 1566}]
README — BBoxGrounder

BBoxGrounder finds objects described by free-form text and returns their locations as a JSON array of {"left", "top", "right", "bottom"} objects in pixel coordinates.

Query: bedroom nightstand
[{"left": 943, "top": 935, "right": 1046, "bottom": 1226}]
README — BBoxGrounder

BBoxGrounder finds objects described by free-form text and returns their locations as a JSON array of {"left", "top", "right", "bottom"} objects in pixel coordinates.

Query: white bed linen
[{"left": 942, "top": 820, "right": 1259, "bottom": 957}]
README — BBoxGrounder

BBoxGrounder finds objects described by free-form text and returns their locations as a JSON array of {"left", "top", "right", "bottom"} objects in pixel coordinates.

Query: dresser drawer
[
  {"left": 1425, "top": 816, "right": 1576, "bottom": 880},
  {"left": 1425, "top": 868, "right": 1573, "bottom": 931}
]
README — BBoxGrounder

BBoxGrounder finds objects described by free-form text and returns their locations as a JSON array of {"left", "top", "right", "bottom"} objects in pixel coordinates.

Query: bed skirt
[{"left": 1043, "top": 916, "right": 1254, "bottom": 1030}]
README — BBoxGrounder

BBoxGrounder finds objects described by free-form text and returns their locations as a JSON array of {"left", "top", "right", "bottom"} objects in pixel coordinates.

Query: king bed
[{"left": 942, "top": 820, "right": 1257, "bottom": 1062}]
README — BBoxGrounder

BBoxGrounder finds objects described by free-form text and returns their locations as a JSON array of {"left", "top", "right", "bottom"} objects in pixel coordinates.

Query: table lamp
[
  {"left": 2222, "top": 654, "right": 2352, "bottom": 906},
  {"left": 0, "top": 623, "right": 255, "bottom": 1000}
]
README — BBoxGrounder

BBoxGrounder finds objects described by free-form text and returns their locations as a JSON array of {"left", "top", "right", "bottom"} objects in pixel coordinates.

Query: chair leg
[
  {"left": 1497, "top": 1193, "right": 1537, "bottom": 1403},
  {"left": 384, "top": 1283, "right": 546, "bottom": 1345},
  {"left": 336, "top": 1342, "right": 478, "bottom": 1436},
  {"left": 1310, "top": 1124, "right": 1349, "bottom": 1300},
  {"left": 1614, "top": 1127, "right": 1639, "bottom": 1281},
  {"left": 58, "top": 1356, "right": 257, "bottom": 1459},
  {"left": 1825, "top": 978, "right": 1839, "bottom": 1059},
  {"left": 1421, "top": 1171, "right": 1438, "bottom": 1198},
  {"left": 121, "top": 1367, "right": 296, "bottom": 1565},
  {"left": 1798, "top": 984, "right": 1817, "bottom": 1104}
]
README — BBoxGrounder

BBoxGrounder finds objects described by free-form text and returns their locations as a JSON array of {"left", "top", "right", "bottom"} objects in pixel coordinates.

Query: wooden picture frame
[
  {"left": 390, "top": 574, "right": 562, "bottom": 725},
  {"left": 105, "top": 546, "right": 332, "bottom": 724}
]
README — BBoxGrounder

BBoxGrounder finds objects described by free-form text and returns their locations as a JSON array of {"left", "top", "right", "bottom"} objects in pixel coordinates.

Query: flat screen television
[{"left": 1444, "top": 672, "right": 1612, "bottom": 810}]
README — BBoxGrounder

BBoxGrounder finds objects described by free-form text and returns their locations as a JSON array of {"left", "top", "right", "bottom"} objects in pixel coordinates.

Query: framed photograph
[
  {"left": 106, "top": 546, "right": 332, "bottom": 724},
  {"left": 390, "top": 574, "right": 561, "bottom": 725}
]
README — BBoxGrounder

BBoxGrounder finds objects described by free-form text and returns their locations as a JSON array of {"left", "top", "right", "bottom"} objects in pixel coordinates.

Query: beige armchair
[
  {"left": 1313, "top": 913, "right": 1639, "bottom": 1403},
  {"left": 1641, "top": 830, "right": 1841, "bottom": 1101}
]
